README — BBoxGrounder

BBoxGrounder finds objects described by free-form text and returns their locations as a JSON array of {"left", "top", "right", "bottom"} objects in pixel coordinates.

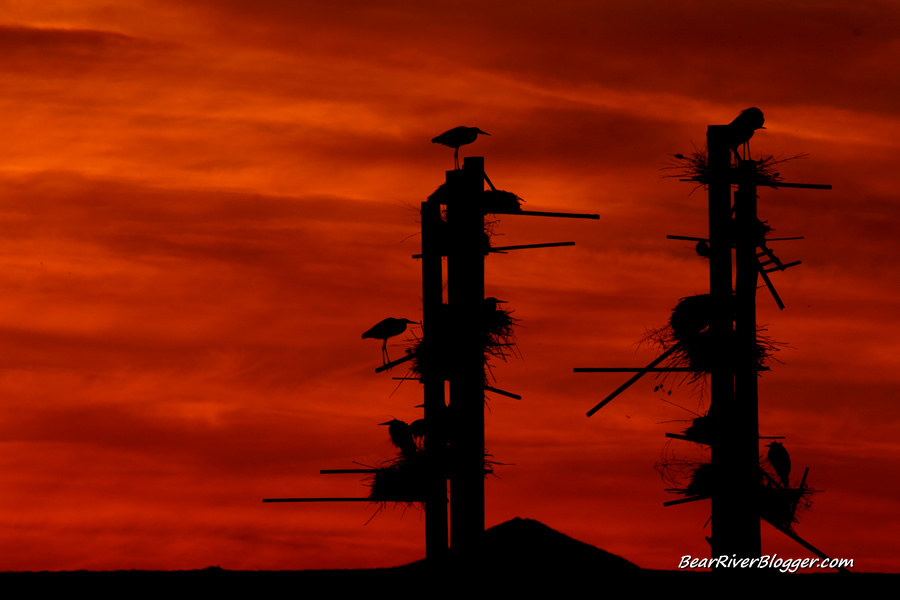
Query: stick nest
[
  {"left": 656, "top": 456, "right": 815, "bottom": 532},
  {"left": 646, "top": 294, "right": 781, "bottom": 384},
  {"left": 404, "top": 302, "right": 520, "bottom": 380},
  {"left": 664, "top": 150, "right": 807, "bottom": 191},
  {"left": 367, "top": 450, "right": 499, "bottom": 507}
]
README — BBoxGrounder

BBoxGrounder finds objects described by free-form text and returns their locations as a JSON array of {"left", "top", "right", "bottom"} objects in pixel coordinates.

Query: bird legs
[
  {"left": 454, "top": 147, "right": 460, "bottom": 170},
  {"left": 381, "top": 339, "right": 390, "bottom": 365}
]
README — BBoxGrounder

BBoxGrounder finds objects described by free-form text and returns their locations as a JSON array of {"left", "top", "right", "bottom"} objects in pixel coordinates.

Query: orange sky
[{"left": 1, "top": 1, "right": 899, "bottom": 573}]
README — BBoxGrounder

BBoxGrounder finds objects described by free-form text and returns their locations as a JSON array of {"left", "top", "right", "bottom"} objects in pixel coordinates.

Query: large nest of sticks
[
  {"left": 682, "top": 414, "right": 713, "bottom": 446},
  {"left": 367, "top": 450, "right": 499, "bottom": 507},
  {"left": 647, "top": 294, "right": 780, "bottom": 383},
  {"left": 367, "top": 452, "right": 428, "bottom": 505},
  {"left": 660, "top": 459, "right": 814, "bottom": 531},
  {"left": 404, "top": 300, "right": 519, "bottom": 380},
  {"left": 685, "top": 462, "right": 715, "bottom": 497},
  {"left": 407, "top": 338, "right": 426, "bottom": 379},
  {"left": 482, "top": 189, "right": 524, "bottom": 214},
  {"left": 484, "top": 300, "right": 519, "bottom": 361},
  {"left": 760, "top": 480, "right": 814, "bottom": 532},
  {"left": 665, "top": 150, "right": 806, "bottom": 191},
  {"left": 655, "top": 446, "right": 708, "bottom": 494}
]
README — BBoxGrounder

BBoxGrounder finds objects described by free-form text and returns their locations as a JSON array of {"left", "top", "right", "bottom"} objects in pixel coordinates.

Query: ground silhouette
[{"left": 1, "top": 518, "right": 890, "bottom": 593}]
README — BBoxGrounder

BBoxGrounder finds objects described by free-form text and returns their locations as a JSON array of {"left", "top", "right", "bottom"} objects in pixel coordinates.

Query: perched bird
[
  {"left": 727, "top": 107, "right": 765, "bottom": 162},
  {"left": 432, "top": 126, "right": 490, "bottom": 169},
  {"left": 483, "top": 297, "right": 507, "bottom": 311},
  {"left": 767, "top": 441, "right": 791, "bottom": 487},
  {"left": 483, "top": 297, "right": 509, "bottom": 331},
  {"left": 380, "top": 419, "right": 416, "bottom": 457},
  {"left": 362, "top": 317, "right": 417, "bottom": 365},
  {"left": 695, "top": 241, "right": 710, "bottom": 258}
]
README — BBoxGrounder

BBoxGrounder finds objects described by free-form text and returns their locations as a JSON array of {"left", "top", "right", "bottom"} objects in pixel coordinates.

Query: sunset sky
[{"left": 1, "top": 1, "right": 899, "bottom": 573}]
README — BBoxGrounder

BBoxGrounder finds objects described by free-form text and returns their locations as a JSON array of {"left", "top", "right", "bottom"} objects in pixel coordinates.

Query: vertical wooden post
[
  {"left": 733, "top": 159, "right": 762, "bottom": 556},
  {"left": 421, "top": 196, "right": 449, "bottom": 562},
  {"left": 706, "top": 126, "right": 738, "bottom": 560},
  {"left": 707, "top": 128, "right": 761, "bottom": 562},
  {"left": 447, "top": 157, "right": 486, "bottom": 556}
]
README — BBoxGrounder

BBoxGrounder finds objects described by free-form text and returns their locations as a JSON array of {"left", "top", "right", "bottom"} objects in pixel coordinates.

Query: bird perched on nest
[
  {"left": 483, "top": 297, "right": 507, "bottom": 311},
  {"left": 767, "top": 441, "right": 791, "bottom": 487},
  {"left": 727, "top": 107, "right": 765, "bottom": 163},
  {"left": 380, "top": 419, "right": 417, "bottom": 457},
  {"left": 362, "top": 317, "right": 417, "bottom": 365},
  {"left": 432, "top": 126, "right": 490, "bottom": 170}
]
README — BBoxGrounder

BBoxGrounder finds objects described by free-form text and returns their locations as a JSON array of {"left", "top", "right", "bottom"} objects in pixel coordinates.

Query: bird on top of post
[
  {"left": 432, "top": 126, "right": 490, "bottom": 170},
  {"left": 362, "top": 317, "right": 417, "bottom": 365},
  {"left": 726, "top": 107, "right": 765, "bottom": 163},
  {"left": 767, "top": 440, "right": 791, "bottom": 488}
]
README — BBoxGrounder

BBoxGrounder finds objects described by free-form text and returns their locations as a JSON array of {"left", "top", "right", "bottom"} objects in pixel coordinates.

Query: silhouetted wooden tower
[
  {"left": 265, "top": 143, "right": 598, "bottom": 565},
  {"left": 422, "top": 157, "right": 598, "bottom": 560},
  {"left": 706, "top": 126, "right": 830, "bottom": 559},
  {"left": 707, "top": 125, "right": 760, "bottom": 558},
  {"left": 578, "top": 111, "right": 838, "bottom": 569}
]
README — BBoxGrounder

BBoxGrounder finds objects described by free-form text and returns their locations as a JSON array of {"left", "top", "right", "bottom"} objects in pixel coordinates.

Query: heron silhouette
[
  {"left": 432, "top": 126, "right": 490, "bottom": 169},
  {"left": 483, "top": 297, "right": 507, "bottom": 310},
  {"left": 767, "top": 441, "right": 791, "bottom": 487},
  {"left": 380, "top": 418, "right": 417, "bottom": 457},
  {"left": 727, "top": 107, "right": 765, "bottom": 162},
  {"left": 362, "top": 317, "right": 417, "bottom": 365}
]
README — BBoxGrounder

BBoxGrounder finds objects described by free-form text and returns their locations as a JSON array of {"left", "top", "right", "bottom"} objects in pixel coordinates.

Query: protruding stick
[
  {"left": 375, "top": 352, "right": 415, "bottom": 373},
  {"left": 764, "top": 519, "right": 851, "bottom": 574},
  {"left": 584, "top": 345, "right": 680, "bottom": 416},
  {"left": 664, "top": 495, "right": 708, "bottom": 507},
  {"left": 513, "top": 209, "right": 600, "bottom": 219},
  {"left": 319, "top": 469, "right": 377, "bottom": 474},
  {"left": 576, "top": 367, "right": 692, "bottom": 372},
  {"left": 485, "top": 385, "right": 522, "bottom": 400},
  {"left": 490, "top": 242, "right": 575, "bottom": 252},
  {"left": 263, "top": 498, "right": 371, "bottom": 502}
]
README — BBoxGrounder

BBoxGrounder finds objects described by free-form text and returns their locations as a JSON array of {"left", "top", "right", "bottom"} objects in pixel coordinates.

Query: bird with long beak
[
  {"left": 432, "top": 126, "right": 490, "bottom": 169},
  {"left": 362, "top": 317, "right": 417, "bottom": 365}
]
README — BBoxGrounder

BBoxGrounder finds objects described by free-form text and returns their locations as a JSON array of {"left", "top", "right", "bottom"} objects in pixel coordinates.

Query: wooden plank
[
  {"left": 263, "top": 498, "right": 371, "bottom": 502},
  {"left": 489, "top": 242, "right": 575, "bottom": 252},
  {"left": 319, "top": 469, "right": 376, "bottom": 474},
  {"left": 374, "top": 352, "right": 414, "bottom": 373},
  {"left": 664, "top": 495, "right": 708, "bottom": 507},
  {"left": 485, "top": 385, "right": 522, "bottom": 400},
  {"left": 575, "top": 367, "right": 693, "bottom": 372},
  {"left": 768, "top": 182, "right": 832, "bottom": 190},
  {"left": 667, "top": 235, "right": 709, "bottom": 242},
  {"left": 584, "top": 344, "right": 680, "bottom": 416},
  {"left": 511, "top": 209, "right": 600, "bottom": 219}
]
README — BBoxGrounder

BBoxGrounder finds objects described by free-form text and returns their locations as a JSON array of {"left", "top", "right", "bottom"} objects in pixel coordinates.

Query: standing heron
[
  {"left": 727, "top": 107, "right": 765, "bottom": 163},
  {"left": 362, "top": 317, "right": 417, "bottom": 365},
  {"left": 432, "top": 126, "right": 490, "bottom": 169},
  {"left": 767, "top": 441, "right": 791, "bottom": 487}
]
